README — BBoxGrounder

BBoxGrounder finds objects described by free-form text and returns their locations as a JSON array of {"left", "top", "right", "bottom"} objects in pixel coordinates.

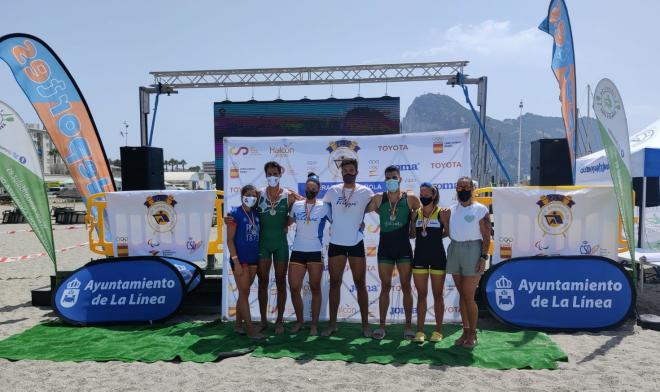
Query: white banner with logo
[
  {"left": 492, "top": 187, "right": 618, "bottom": 264},
  {"left": 106, "top": 190, "right": 216, "bottom": 262},
  {"left": 222, "top": 130, "right": 471, "bottom": 323}
]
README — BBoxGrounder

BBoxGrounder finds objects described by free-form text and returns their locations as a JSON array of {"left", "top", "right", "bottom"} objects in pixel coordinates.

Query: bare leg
[
  {"left": 398, "top": 262, "right": 414, "bottom": 333},
  {"left": 430, "top": 273, "right": 446, "bottom": 333},
  {"left": 288, "top": 262, "right": 306, "bottom": 333},
  {"left": 257, "top": 258, "right": 273, "bottom": 331},
  {"left": 452, "top": 274, "right": 468, "bottom": 345},
  {"left": 377, "top": 263, "right": 394, "bottom": 331},
  {"left": 322, "top": 255, "right": 347, "bottom": 336},
  {"left": 413, "top": 271, "right": 429, "bottom": 333},
  {"left": 307, "top": 262, "right": 323, "bottom": 336},
  {"left": 237, "top": 266, "right": 262, "bottom": 339},
  {"left": 460, "top": 275, "right": 481, "bottom": 346},
  {"left": 274, "top": 261, "right": 289, "bottom": 334},
  {"left": 349, "top": 256, "right": 372, "bottom": 337}
]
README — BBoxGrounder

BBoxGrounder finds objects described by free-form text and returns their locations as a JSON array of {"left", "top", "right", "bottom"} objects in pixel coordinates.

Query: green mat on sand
[{"left": 0, "top": 321, "right": 567, "bottom": 369}]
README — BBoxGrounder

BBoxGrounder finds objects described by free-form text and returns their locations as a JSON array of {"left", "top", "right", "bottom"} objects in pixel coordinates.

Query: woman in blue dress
[{"left": 227, "top": 185, "right": 264, "bottom": 339}]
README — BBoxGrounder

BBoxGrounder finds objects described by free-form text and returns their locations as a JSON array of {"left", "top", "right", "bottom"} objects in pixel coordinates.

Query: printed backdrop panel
[
  {"left": 222, "top": 130, "right": 471, "bottom": 323},
  {"left": 106, "top": 190, "right": 216, "bottom": 262},
  {"left": 492, "top": 187, "right": 618, "bottom": 264}
]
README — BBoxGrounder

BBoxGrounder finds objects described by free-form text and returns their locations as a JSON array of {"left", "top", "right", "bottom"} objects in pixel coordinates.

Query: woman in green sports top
[{"left": 256, "top": 161, "right": 301, "bottom": 334}]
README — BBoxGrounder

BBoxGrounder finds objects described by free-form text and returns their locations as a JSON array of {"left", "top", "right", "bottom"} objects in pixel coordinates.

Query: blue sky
[{"left": 2, "top": 0, "right": 658, "bottom": 165}]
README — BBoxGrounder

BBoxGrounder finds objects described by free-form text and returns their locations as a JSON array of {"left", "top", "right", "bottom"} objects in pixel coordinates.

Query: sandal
[
  {"left": 413, "top": 331, "right": 426, "bottom": 343},
  {"left": 462, "top": 329, "right": 478, "bottom": 349},
  {"left": 454, "top": 328, "right": 469, "bottom": 346},
  {"left": 372, "top": 328, "right": 386, "bottom": 340},
  {"left": 430, "top": 331, "right": 444, "bottom": 342},
  {"left": 403, "top": 328, "right": 416, "bottom": 340}
]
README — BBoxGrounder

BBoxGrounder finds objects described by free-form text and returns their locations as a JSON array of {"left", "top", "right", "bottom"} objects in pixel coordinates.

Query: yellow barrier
[
  {"left": 474, "top": 186, "right": 631, "bottom": 254},
  {"left": 85, "top": 191, "right": 224, "bottom": 257}
]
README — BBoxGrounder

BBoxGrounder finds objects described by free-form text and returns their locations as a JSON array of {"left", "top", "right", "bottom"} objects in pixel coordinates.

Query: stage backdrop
[
  {"left": 492, "top": 187, "right": 618, "bottom": 264},
  {"left": 222, "top": 129, "right": 470, "bottom": 323},
  {"left": 214, "top": 97, "right": 400, "bottom": 189},
  {"left": 106, "top": 190, "right": 216, "bottom": 262}
]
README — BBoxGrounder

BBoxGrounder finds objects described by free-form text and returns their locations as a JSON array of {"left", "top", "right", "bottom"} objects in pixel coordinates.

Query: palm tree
[
  {"left": 47, "top": 148, "right": 59, "bottom": 166},
  {"left": 167, "top": 158, "right": 176, "bottom": 171},
  {"left": 180, "top": 159, "right": 187, "bottom": 171}
]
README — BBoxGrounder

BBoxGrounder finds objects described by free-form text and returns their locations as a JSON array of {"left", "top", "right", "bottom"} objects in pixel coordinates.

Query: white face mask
[
  {"left": 267, "top": 176, "right": 280, "bottom": 187},
  {"left": 242, "top": 196, "right": 257, "bottom": 207}
]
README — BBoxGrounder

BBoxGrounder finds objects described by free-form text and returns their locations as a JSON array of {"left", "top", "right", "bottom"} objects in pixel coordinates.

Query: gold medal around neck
[{"left": 269, "top": 209, "right": 276, "bottom": 216}]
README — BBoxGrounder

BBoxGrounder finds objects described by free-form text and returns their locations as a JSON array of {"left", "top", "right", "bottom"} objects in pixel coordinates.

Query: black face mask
[
  {"left": 305, "top": 190, "right": 318, "bottom": 200},
  {"left": 342, "top": 174, "right": 356, "bottom": 184},
  {"left": 457, "top": 190, "right": 472, "bottom": 202},
  {"left": 420, "top": 197, "right": 433, "bottom": 206}
]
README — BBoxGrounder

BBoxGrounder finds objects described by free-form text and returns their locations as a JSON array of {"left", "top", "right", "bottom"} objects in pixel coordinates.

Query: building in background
[
  {"left": 202, "top": 161, "right": 215, "bottom": 179},
  {"left": 164, "top": 172, "right": 213, "bottom": 190}
]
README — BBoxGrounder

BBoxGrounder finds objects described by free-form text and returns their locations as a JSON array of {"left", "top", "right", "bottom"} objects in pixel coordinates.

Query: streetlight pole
[
  {"left": 517, "top": 100, "right": 523, "bottom": 184},
  {"left": 121, "top": 121, "right": 129, "bottom": 146}
]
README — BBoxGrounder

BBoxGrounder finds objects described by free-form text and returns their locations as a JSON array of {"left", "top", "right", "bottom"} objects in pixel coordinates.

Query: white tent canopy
[
  {"left": 576, "top": 118, "right": 660, "bottom": 184},
  {"left": 164, "top": 172, "right": 213, "bottom": 190}
]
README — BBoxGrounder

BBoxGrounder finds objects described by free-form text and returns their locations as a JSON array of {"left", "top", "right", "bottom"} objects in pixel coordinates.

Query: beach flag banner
[
  {"left": 0, "top": 34, "right": 115, "bottom": 207},
  {"left": 539, "top": 0, "right": 578, "bottom": 180},
  {"left": 0, "top": 100, "right": 56, "bottom": 271},
  {"left": 593, "top": 79, "right": 636, "bottom": 270},
  {"left": 223, "top": 130, "right": 471, "bottom": 323},
  {"left": 105, "top": 190, "right": 216, "bottom": 262},
  {"left": 492, "top": 187, "right": 618, "bottom": 265}
]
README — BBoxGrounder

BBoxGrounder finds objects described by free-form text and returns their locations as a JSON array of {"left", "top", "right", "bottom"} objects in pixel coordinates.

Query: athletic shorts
[
  {"left": 378, "top": 257, "right": 411, "bottom": 265},
  {"left": 328, "top": 241, "right": 365, "bottom": 258},
  {"left": 259, "top": 238, "right": 289, "bottom": 263},
  {"left": 377, "top": 231, "right": 413, "bottom": 262},
  {"left": 229, "top": 260, "right": 258, "bottom": 272},
  {"left": 412, "top": 257, "right": 446, "bottom": 275},
  {"left": 446, "top": 240, "right": 483, "bottom": 276},
  {"left": 290, "top": 251, "right": 323, "bottom": 265}
]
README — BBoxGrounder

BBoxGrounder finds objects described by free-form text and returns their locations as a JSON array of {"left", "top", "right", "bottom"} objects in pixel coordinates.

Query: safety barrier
[
  {"left": 85, "top": 191, "right": 224, "bottom": 257},
  {"left": 475, "top": 186, "right": 631, "bottom": 253}
]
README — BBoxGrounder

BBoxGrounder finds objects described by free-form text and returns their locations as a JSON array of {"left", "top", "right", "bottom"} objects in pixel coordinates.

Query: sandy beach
[{"left": 1, "top": 206, "right": 659, "bottom": 392}]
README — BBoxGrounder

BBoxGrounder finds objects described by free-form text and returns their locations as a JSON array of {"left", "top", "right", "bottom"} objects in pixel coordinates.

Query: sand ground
[{"left": 1, "top": 204, "right": 659, "bottom": 391}]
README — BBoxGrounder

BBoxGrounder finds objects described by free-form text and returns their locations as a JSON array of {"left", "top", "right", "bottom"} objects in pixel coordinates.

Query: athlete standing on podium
[
  {"left": 322, "top": 158, "right": 375, "bottom": 337},
  {"left": 366, "top": 165, "right": 420, "bottom": 340},
  {"left": 256, "top": 161, "right": 300, "bottom": 334}
]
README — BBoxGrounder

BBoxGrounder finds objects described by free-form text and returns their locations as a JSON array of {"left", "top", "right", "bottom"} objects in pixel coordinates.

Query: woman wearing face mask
[
  {"left": 441, "top": 177, "right": 491, "bottom": 348},
  {"left": 257, "top": 161, "right": 300, "bottom": 334},
  {"left": 226, "top": 185, "right": 264, "bottom": 339},
  {"left": 287, "top": 173, "right": 330, "bottom": 336},
  {"left": 411, "top": 183, "right": 447, "bottom": 343}
]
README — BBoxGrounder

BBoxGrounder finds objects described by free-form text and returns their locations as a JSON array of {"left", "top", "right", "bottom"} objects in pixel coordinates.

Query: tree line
[{"left": 109, "top": 158, "right": 201, "bottom": 172}]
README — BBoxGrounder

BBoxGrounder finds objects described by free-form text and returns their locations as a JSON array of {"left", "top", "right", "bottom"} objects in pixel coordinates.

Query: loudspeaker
[
  {"left": 120, "top": 146, "right": 164, "bottom": 190},
  {"left": 530, "top": 138, "right": 573, "bottom": 186},
  {"left": 633, "top": 177, "right": 660, "bottom": 207}
]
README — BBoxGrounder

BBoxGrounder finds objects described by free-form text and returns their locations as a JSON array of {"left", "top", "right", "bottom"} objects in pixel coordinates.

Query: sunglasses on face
[{"left": 456, "top": 186, "right": 473, "bottom": 191}]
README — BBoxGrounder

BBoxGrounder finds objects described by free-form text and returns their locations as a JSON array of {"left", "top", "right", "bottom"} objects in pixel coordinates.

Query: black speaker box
[
  {"left": 633, "top": 177, "right": 660, "bottom": 207},
  {"left": 530, "top": 138, "right": 573, "bottom": 186},
  {"left": 120, "top": 146, "right": 165, "bottom": 191}
]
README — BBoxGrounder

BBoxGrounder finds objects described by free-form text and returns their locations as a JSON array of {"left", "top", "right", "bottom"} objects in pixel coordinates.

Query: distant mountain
[{"left": 402, "top": 93, "right": 602, "bottom": 181}]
